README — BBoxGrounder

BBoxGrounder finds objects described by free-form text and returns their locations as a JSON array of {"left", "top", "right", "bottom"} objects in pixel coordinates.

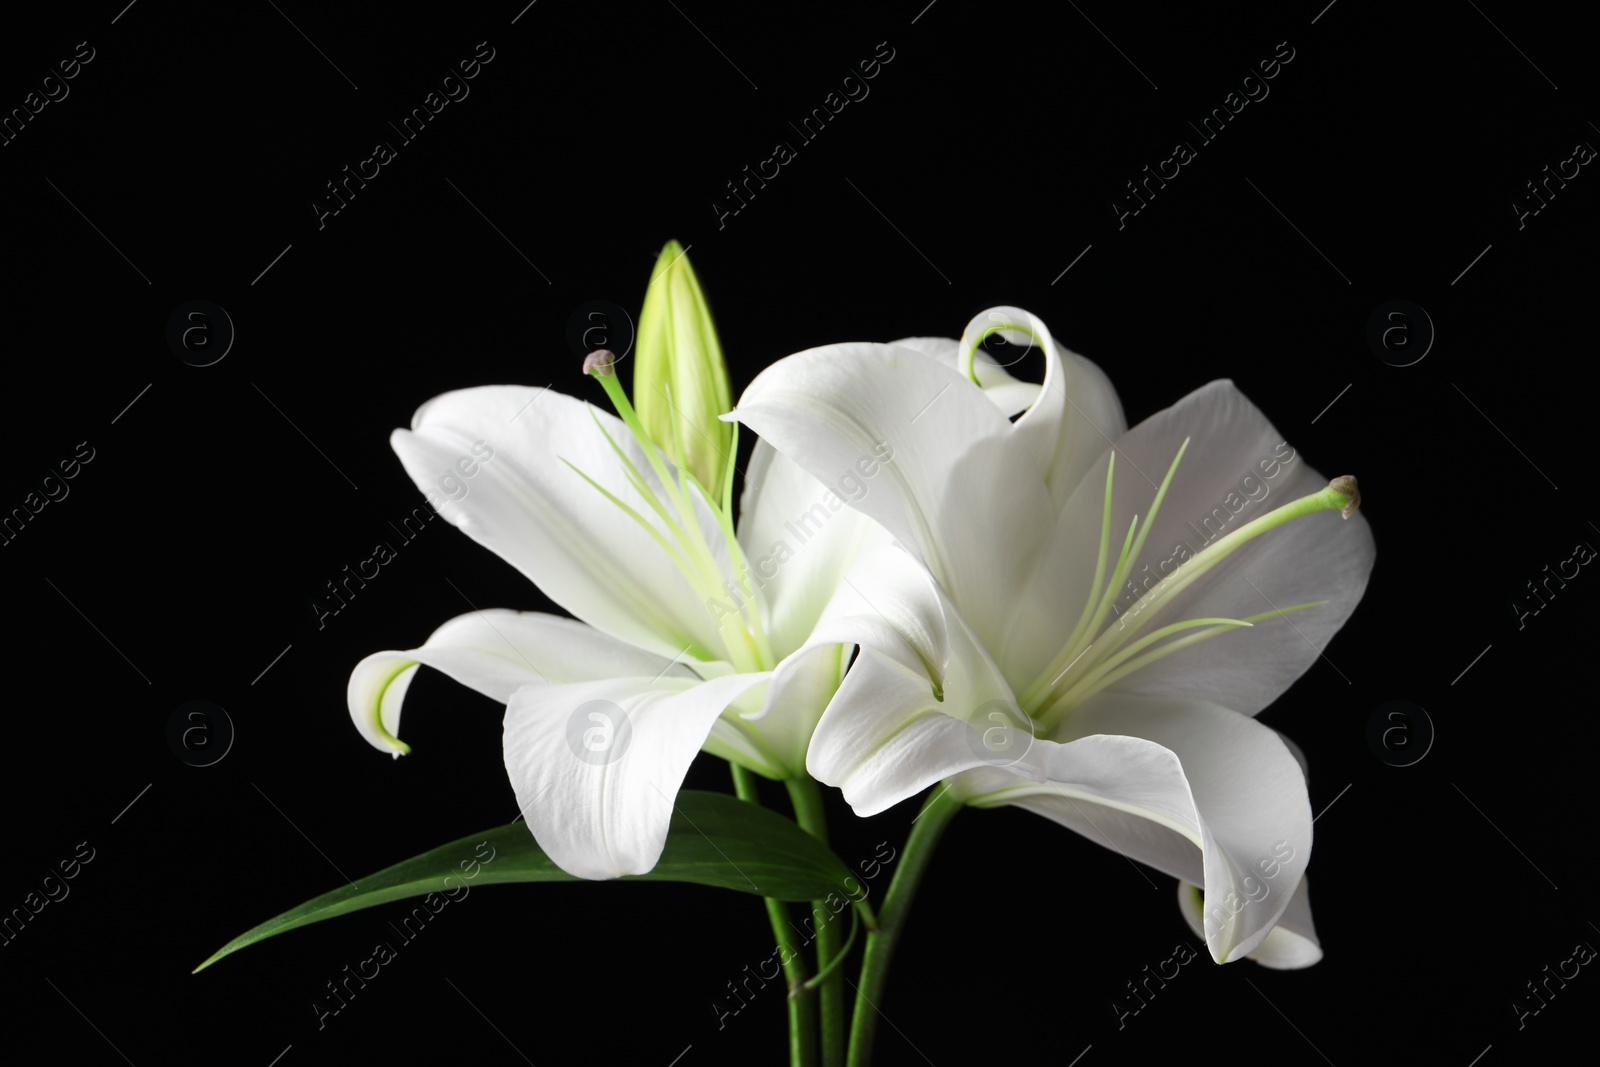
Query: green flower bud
[{"left": 634, "top": 240, "right": 733, "bottom": 494}]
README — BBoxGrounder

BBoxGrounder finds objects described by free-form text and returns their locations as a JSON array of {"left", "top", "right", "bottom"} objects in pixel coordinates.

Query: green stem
[
  {"left": 732, "top": 765, "right": 818, "bottom": 1067},
  {"left": 803, "top": 908, "right": 860, "bottom": 992},
  {"left": 787, "top": 776, "right": 846, "bottom": 1067},
  {"left": 846, "top": 785, "right": 962, "bottom": 1067}
]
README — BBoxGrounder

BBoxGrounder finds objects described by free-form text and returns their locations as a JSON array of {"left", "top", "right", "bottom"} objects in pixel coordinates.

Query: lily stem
[
  {"left": 786, "top": 776, "right": 846, "bottom": 1067},
  {"left": 731, "top": 765, "right": 819, "bottom": 1067},
  {"left": 845, "top": 784, "right": 961, "bottom": 1067}
]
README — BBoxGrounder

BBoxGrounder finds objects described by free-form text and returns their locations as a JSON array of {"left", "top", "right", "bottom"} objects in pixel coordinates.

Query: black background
[{"left": 1, "top": 2, "right": 1594, "bottom": 1064}]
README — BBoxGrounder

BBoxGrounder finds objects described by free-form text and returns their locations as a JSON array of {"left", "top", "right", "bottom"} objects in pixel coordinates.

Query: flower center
[
  {"left": 570, "top": 351, "right": 774, "bottom": 674},
  {"left": 1018, "top": 439, "right": 1359, "bottom": 730}
]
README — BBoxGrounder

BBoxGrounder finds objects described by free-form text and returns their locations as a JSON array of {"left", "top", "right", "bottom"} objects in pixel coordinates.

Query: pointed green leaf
[{"left": 195, "top": 790, "right": 853, "bottom": 973}]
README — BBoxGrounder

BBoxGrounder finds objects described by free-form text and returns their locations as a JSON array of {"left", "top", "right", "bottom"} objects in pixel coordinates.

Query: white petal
[
  {"left": 348, "top": 609, "right": 684, "bottom": 756},
  {"left": 767, "top": 538, "right": 955, "bottom": 788},
  {"left": 889, "top": 336, "right": 1042, "bottom": 416},
  {"left": 1035, "top": 380, "right": 1375, "bottom": 715},
  {"left": 733, "top": 642, "right": 846, "bottom": 778},
  {"left": 956, "top": 308, "right": 1126, "bottom": 504},
  {"left": 805, "top": 538, "right": 953, "bottom": 688},
  {"left": 700, "top": 707, "right": 788, "bottom": 781},
  {"left": 736, "top": 439, "right": 884, "bottom": 658},
  {"left": 503, "top": 672, "right": 768, "bottom": 880},
  {"left": 1177, "top": 877, "right": 1322, "bottom": 968},
  {"left": 957, "top": 692, "right": 1311, "bottom": 963},
  {"left": 803, "top": 552, "right": 1027, "bottom": 815},
  {"left": 1277, "top": 730, "right": 1310, "bottom": 783},
  {"left": 805, "top": 645, "right": 995, "bottom": 816},
  {"left": 391, "top": 385, "right": 733, "bottom": 663},
  {"left": 732, "top": 343, "right": 1055, "bottom": 654}
]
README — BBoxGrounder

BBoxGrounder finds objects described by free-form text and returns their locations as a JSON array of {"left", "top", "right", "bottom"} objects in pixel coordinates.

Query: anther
[{"left": 1328, "top": 476, "right": 1360, "bottom": 519}]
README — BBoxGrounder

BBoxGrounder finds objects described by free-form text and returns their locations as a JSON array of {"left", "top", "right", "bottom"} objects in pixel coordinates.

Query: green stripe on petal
[{"left": 348, "top": 653, "right": 418, "bottom": 757}]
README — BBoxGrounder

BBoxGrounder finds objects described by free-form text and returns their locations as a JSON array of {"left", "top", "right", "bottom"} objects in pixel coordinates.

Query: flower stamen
[
  {"left": 1023, "top": 454, "right": 1360, "bottom": 724},
  {"left": 1020, "top": 439, "right": 1189, "bottom": 708},
  {"left": 574, "top": 355, "right": 775, "bottom": 673}
]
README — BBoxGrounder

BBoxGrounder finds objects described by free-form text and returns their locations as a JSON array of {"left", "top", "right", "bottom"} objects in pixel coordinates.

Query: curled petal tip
[
  {"left": 584, "top": 349, "right": 617, "bottom": 377},
  {"left": 1328, "top": 475, "right": 1359, "bottom": 519}
]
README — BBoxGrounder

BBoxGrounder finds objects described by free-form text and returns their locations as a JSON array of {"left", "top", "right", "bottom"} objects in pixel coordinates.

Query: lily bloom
[
  {"left": 345, "top": 365, "right": 890, "bottom": 879},
  {"left": 730, "top": 307, "right": 1374, "bottom": 963},
  {"left": 344, "top": 242, "right": 897, "bottom": 881}
]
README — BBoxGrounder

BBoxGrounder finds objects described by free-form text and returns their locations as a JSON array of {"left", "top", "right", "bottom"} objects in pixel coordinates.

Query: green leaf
[{"left": 195, "top": 790, "right": 854, "bottom": 973}]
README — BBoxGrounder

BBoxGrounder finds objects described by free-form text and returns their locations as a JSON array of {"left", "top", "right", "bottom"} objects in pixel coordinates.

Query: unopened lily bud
[{"left": 634, "top": 240, "right": 733, "bottom": 492}]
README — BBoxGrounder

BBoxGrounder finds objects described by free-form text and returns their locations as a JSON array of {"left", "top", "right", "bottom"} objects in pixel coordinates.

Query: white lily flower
[
  {"left": 730, "top": 307, "right": 1375, "bottom": 964},
  {"left": 345, "top": 347, "right": 888, "bottom": 880}
]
